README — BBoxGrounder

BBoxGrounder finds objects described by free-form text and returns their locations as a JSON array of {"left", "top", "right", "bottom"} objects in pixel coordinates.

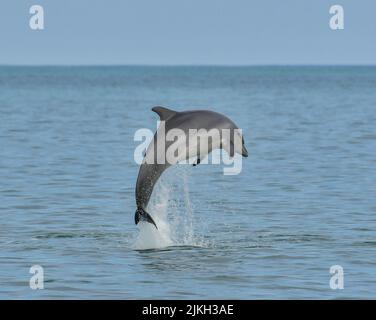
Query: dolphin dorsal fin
[{"left": 152, "top": 106, "right": 177, "bottom": 121}]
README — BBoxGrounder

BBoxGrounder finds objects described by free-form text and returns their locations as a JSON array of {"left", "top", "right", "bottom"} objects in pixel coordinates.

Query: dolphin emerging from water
[{"left": 135, "top": 106, "right": 248, "bottom": 229}]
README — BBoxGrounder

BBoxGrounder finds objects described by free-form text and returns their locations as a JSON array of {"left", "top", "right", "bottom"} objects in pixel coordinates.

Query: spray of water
[{"left": 133, "top": 166, "right": 206, "bottom": 250}]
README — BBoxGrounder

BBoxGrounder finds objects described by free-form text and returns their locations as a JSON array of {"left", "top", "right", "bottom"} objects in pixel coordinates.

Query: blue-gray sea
[{"left": 0, "top": 66, "right": 375, "bottom": 299}]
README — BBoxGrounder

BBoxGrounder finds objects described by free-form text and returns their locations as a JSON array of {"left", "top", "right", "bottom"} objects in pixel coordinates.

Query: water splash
[{"left": 133, "top": 166, "right": 206, "bottom": 250}]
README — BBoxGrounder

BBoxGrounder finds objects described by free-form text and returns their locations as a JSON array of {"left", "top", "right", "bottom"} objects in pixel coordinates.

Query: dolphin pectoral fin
[
  {"left": 242, "top": 144, "right": 249, "bottom": 157},
  {"left": 192, "top": 158, "right": 201, "bottom": 167},
  {"left": 135, "top": 207, "right": 158, "bottom": 229}
]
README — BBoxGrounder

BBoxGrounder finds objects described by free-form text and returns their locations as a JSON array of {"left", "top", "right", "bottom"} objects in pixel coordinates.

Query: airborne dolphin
[{"left": 135, "top": 106, "right": 248, "bottom": 229}]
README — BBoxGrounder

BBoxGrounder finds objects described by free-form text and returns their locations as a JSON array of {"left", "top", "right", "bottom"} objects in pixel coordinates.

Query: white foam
[{"left": 132, "top": 166, "right": 206, "bottom": 250}]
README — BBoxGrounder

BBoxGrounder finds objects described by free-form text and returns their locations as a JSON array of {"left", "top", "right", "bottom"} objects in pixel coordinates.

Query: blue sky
[{"left": 1, "top": 0, "right": 375, "bottom": 65}]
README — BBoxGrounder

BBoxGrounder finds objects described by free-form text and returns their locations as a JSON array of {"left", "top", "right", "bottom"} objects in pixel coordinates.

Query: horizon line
[{"left": 1, "top": 63, "right": 376, "bottom": 68}]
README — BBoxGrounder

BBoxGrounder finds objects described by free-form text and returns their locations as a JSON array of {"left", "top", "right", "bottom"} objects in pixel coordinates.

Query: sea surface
[{"left": 0, "top": 66, "right": 375, "bottom": 299}]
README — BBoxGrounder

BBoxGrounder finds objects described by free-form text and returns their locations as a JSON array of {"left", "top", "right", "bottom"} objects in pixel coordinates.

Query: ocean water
[{"left": 0, "top": 66, "right": 375, "bottom": 299}]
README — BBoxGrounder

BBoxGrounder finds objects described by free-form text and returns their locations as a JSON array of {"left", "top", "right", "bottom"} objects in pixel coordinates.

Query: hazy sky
[{"left": 1, "top": 0, "right": 375, "bottom": 65}]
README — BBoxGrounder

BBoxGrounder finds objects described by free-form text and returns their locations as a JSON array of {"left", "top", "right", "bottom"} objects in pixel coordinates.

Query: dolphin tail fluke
[
  {"left": 242, "top": 144, "right": 248, "bottom": 157},
  {"left": 135, "top": 207, "right": 158, "bottom": 229}
]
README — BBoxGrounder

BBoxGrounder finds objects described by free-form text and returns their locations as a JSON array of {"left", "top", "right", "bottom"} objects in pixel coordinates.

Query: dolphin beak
[{"left": 242, "top": 145, "right": 248, "bottom": 157}]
